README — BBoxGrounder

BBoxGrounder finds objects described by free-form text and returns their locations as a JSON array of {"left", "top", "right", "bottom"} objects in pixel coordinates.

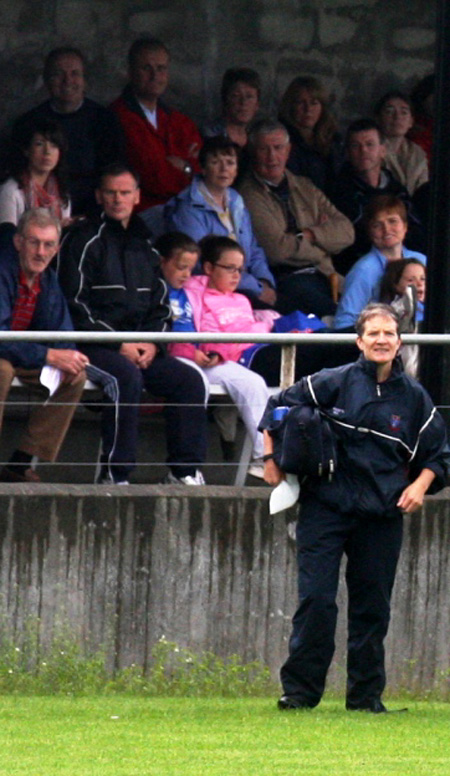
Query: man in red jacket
[{"left": 110, "top": 37, "right": 201, "bottom": 211}]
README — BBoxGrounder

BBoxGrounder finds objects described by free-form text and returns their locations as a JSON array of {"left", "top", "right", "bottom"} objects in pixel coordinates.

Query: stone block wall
[{"left": 0, "top": 0, "right": 436, "bottom": 133}]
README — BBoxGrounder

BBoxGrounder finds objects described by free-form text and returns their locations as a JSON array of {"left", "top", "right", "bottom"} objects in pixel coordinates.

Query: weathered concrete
[
  {"left": 0, "top": 0, "right": 436, "bottom": 132},
  {"left": 0, "top": 484, "right": 448, "bottom": 697}
]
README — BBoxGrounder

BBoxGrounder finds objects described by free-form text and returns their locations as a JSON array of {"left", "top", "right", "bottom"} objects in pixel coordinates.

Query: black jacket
[
  {"left": 260, "top": 355, "right": 448, "bottom": 518},
  {"left": 57, "top": 214, "right": 170, "bottom": 349}
]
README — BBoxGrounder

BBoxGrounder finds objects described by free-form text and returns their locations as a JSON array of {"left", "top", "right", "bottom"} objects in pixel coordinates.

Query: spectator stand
[{"left": 2, "top": 330, "right": 363, "bottom": 486}]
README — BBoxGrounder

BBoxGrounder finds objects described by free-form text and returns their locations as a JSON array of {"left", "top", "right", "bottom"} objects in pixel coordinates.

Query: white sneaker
[
  {"left": 164, "top": 469, "right": 206, "bottom": 485},
  {"left": 97, "top": 472, "right": 130, "bottom": 485},
  {"left": 247, "top": 459, "right": 265, "bottom": 479}
]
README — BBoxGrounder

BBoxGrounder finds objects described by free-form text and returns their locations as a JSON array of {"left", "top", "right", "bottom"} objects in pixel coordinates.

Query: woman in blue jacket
[
  {"left": 260, "top": 303, "right": 448, "bottom": 713},
  {"left": 164, "top": 136, "right": 276, "bottom": 307}
]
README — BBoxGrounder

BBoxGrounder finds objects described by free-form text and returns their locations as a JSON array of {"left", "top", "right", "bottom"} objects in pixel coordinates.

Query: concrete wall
[
  {"left": 0, "top": 0, "right": 436, "bottom": 132},
  {"left": 0, "top": 484, "right": 449, "bottom": 696}
]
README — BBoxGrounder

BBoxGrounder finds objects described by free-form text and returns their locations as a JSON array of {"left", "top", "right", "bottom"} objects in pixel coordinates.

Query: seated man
[
  {"left": 110, "top": 37, "right": 202, "bottom": 211},
  {"left": 239, "top": 120, "right": 354, "bottom": 318},
  {"left": 13, "top": 47, "right": 124, "bottom": 217},
  {"left": 57, "top": 164, "right": 207, "bottom": 485},
  {"left": 331, "top": 118, "right": 425, "bottom": 274},
  {"left": 334, "top": 194, "right": 426, "bottom": 330},
  {"left": 0, "top": 208, "right": 87, "bottom": 482}
]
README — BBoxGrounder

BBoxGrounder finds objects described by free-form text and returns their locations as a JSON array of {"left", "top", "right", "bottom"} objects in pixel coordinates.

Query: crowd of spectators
[{"left": 0, "top": 36, "right": 433, "bottom": 483}]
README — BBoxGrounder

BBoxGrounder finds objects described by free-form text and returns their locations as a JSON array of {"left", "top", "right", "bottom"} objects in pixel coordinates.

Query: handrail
[{"left": 0, "top": 331, "right": 447, "bottom": 344}]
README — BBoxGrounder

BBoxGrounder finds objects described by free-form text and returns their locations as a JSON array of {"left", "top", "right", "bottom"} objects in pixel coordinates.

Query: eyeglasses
[{"left": 214, "top": 264, "right": 244, "bottom": 275}]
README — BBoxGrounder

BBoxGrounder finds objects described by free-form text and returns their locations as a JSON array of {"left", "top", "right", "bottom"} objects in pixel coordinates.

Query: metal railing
[
  {"left": 1, "top": 330, "right": 448, "bottom": 483},
  {"left": 1, "top": 329, "right": 447, "bottom": 387}
]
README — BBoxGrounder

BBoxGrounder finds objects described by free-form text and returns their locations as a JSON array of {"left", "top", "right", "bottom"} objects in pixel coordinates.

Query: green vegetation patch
[{"left": 0, "top": 634, "right": 275, "bottom": 697}]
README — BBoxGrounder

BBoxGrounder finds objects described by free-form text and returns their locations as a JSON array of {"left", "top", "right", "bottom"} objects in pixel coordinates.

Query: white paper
[
  {"left": 40, "top": 365, "right": 63, "bottom": 399},
  {"left": 269, "top": 473, "right": 300, "bottom": 514}
]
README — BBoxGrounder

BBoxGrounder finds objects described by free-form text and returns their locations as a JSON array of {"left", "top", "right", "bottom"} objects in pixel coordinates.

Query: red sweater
[{"left": 110, "top": 87, "right": 202, "bottom": 210}]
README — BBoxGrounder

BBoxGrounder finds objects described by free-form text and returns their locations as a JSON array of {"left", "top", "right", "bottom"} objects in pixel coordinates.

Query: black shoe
[
  {"left": 346, "top": 699, "right": 408, "bottom": 714},
  {"left": 278, "top": 695, "right": 312, "bottom": 710},
  {"left": 0, "top": 466, "right": 41, "bottom": 483}
]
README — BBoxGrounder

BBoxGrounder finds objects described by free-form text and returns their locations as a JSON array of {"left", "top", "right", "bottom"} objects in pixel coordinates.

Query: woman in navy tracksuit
[{"left": 260, "top": 303, "right": 448, "bottom": 712}]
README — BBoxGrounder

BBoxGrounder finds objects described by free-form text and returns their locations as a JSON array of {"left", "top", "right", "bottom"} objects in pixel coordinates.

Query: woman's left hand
[{"left": 397, "top": 468, "right": 436, "bottom": 513}]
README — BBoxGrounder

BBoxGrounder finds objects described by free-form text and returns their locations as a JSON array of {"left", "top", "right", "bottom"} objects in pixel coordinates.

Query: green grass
[{"left": 0, "top": 697, "right": 449, "bottom": 775}]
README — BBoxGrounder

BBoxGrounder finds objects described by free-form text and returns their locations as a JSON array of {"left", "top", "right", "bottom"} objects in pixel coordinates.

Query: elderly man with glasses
[{"left": 0, "top": 208, "right": 87, "bottom": 482}]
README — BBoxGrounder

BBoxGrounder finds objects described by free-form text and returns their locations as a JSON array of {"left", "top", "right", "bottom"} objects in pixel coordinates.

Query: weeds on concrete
[{"left": 0, "top": 632, "right": 275, "bottom": 697}]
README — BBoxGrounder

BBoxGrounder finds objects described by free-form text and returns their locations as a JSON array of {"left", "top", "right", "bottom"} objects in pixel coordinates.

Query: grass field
[{"left": 0, "top": 696, "right": 449, "bottom": 775}]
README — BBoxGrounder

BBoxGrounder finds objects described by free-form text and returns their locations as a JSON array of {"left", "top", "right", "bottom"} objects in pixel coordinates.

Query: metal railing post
[{"left": 280, "top": 344, "right": 296, "bottom": 389}]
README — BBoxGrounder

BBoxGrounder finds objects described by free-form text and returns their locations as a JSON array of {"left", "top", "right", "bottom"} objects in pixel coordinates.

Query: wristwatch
[{"left": 183, "top": 162, "right": 193, "bottom": 176}]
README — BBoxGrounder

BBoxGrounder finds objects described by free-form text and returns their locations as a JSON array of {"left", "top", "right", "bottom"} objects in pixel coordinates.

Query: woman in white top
[
  {"left": 0, "top": 118, "right": 71, "bottom": 225},
  {"left": 375, "top": 91, "right": 429, "bottom": 196}
]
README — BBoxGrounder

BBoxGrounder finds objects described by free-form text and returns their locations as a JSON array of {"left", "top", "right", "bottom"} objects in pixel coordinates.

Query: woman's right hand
[{"left": 264, "top": 458, "right": 285, "bottom": 486}]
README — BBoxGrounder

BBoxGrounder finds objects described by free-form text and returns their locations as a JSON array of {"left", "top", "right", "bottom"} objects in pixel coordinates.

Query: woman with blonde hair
[{"left": 278, "top": 76, "right": 343, "bottom": 194}]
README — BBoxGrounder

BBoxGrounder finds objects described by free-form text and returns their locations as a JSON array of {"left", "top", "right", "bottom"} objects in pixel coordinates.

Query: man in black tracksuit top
[
  {"left": 260, "top": 303, "right": 447, "bottom": 712},
  {"left": 57, "top": 164, "right": 207, "bottom": 484}
]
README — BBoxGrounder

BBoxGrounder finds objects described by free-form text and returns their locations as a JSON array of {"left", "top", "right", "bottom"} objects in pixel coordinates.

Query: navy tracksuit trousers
[
  {"left": 281, "top": 496, "right": 403, "bottom": 708},
  {"left": 82, "top": 345, "right": 207, "bottom": 481}
]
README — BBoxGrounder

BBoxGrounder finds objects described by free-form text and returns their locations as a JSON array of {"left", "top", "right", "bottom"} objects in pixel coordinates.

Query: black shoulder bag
[{"left": 268, "top": 404, "right": 337, "bottom": 480}]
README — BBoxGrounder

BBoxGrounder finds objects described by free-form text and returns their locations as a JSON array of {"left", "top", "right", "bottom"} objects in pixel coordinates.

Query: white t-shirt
[{"left": 0, "top": 178, "right": 71, "bottom": 225}]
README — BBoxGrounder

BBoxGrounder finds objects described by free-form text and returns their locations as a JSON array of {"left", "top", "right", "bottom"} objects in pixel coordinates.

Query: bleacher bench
[{"left": 8, "top": 377, "right": 280, "bottom": 487}]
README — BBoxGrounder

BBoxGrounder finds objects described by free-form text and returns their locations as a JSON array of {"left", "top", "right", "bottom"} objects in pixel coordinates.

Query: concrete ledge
[{"left": 0, "top": 486, "right": 448, "bottom": 695}]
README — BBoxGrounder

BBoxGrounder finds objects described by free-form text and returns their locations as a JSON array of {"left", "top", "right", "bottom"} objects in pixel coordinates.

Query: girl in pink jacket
[{"left": 159, "top": 234, "right": 274, "bottom": 478}]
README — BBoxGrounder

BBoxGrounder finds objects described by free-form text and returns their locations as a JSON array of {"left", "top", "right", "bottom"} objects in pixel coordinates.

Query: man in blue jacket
[{"left": 0, "top": 208, "right": 87, "bottom": 482}]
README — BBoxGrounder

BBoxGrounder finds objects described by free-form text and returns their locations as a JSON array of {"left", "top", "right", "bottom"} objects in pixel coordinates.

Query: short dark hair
[
  {"left": 356, "top": 303, "right": 400, "bottom": 337},
  {"left": 155, "top": 231, "right": 199, "bottom": 259},
  {"left": 98, "top": 163, "right": 140, "bottom": 188},
  {"left": 198, "top": 136, "right": 240, "bottom": 168},
  {"left": 43, "top": 47, "right": 86, "bottom": 83},
  {"left": 374, "top": 91, "right": 414, "bottom": 118},
  {"left": 199, "top": 235, "right": 244, "bottom": 267},
  {"left": 128, "top": 37, "right": 169, "bottom": 69},
  {"left": 346, "top": 118, "right": 384, "bottom": 145},
  {"left": 364, "top": 194, "right": 408, "bottom": 231},
  {"left": 221, "top": 67, "right": 261, "bottom": 104},
  {"left": 7, "top": 118, "right": 69, "bottom": 201}
]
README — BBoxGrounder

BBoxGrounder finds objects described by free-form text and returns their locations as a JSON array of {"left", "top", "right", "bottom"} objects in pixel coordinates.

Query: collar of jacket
[
  {"left": 100, "top": 211, "right": 152, "bottom": 238},
  {"left": 120, "top": 84, "right": 172, "bottom": 122},
  {"left": 250, "top": 167, "right": 303, "bottom": 194},
  {"left": 357, "top": 353, "right": 404, "bottom": 381},
  {"left": 341, "top": 162, "right": 401, "bottom": 195}
]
